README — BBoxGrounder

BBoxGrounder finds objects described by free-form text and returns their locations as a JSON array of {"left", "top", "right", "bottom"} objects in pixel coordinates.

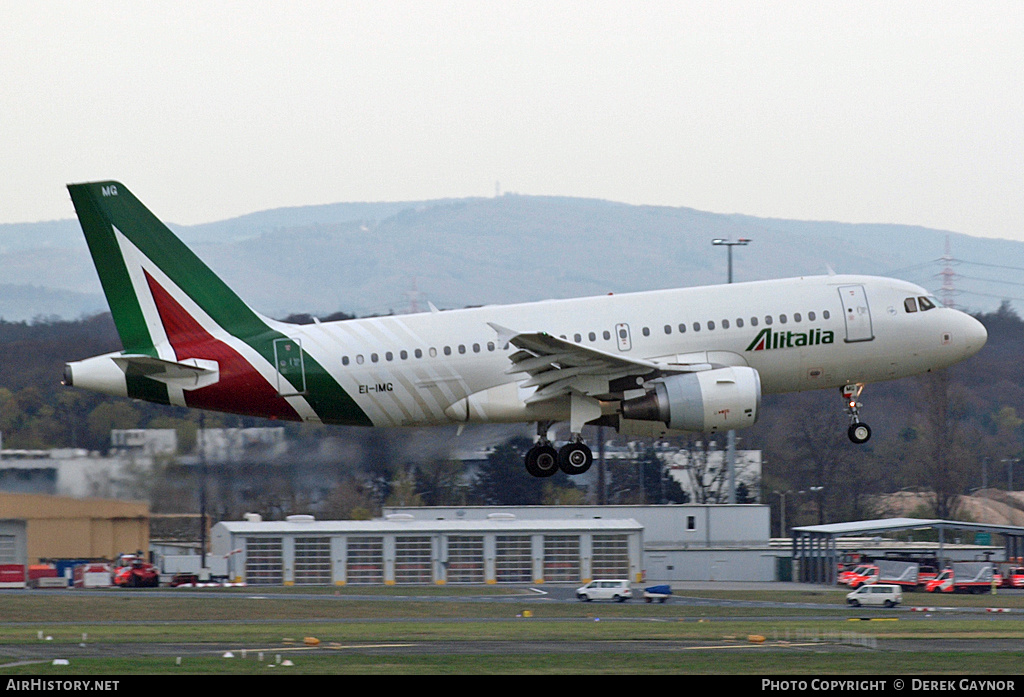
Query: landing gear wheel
[
  {"left": 525, "top": 444, "right": 559, "bottom": 478},
  {"left": 842, "top": 384, "right": 871, "bottom": 444},
  {"left": 848, "top": 422, "right": 872, "bottom": 444},
  {"left": 558, "top": 441, "right": 593, "bottom": 475}
]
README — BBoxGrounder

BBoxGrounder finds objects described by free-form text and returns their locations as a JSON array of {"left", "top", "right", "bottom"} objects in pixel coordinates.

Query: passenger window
[
  {"left": 918, "top": 296, "right": 936, "bottom": 311},
  {"left": 458, "top": 345, "right": 466, "bottom": 354},
  {"left": 443, "top": 346, "right": 452, "bottom": 356},
  {"left": 722, "top": 319, "right": 730, "bottom": 329},
  {"left": 415, "top": 348, "right": 423, "bottom": 358},
  {"left": 589, "top": 332, "right": 597, "bottom": 342},
  {"left": 764, "top": 316, "right": 773, "bottom": 325},
  {"left": 356, "top": 355, "right": 364, "bottom": 364},
  {"left": 429, "top": 348, "right": 437, "bottom": 358},
  {"left": 574, "top": 333, "right": 582, "bottom": 343},
  {"left": 808, "top": 311, "right": 816, "bottom": 321},
  {"left": 664, "top": 325, "right": 672, "bottom": 335},
  {"left": 750, "top": 317, "right": 758, "bottom": 327},
  {"left": 385, "top": 351, "right": 393, "bottom": 361},
  {"left": 400, "top": 350, "right": 408, "bottom": 360},
  {"left": 794, "top": 313, "right": 801, "bottom": 322},
  {"left": 678, "top": 324, "right": 686, "bottom": 334},
  {"left": 342, "top": 356, "right": 350, "bottom": 366},
  {"left": 736, "top": 318, "right": 744, "bottom": 328},
  {"left": 707, "top": 321, "right": 715, "bottom": 330},
  {"left": 603, "top": 330, "right": 611, "bottom": 340},
  {"left": 904, "top": 297, "right": 918, "bottom": 313},
  {"left": 487, "top": 342, "right": 495, "bottom": 351},
  {"left": 642, "top": 327, "right": 650, "bottom": 337},
  {"left": 823, "top": 310, "right": 830, "bottom": 320},
  {"left": 473, "top": 343, "right": 480, "bottom": 353},
  {"left": 693, "top": 322, "right": 701, "bottom": 332},
  {"left": 371, "top": 353, "right": 379, "bottom": 363},
  {"left": 779, "top": 314, "right": 787, "bottom": 324}
]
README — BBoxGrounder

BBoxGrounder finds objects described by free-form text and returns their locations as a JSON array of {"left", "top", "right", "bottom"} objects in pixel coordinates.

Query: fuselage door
[
  {"left": 615, "top": 323, "right": 632, "bottom": 351},
  {"left": 273, "top": 337, "right": 307, "bottom": 396},
  {"left": 838, "top": 285, "right": 874, "bottom": 343}
]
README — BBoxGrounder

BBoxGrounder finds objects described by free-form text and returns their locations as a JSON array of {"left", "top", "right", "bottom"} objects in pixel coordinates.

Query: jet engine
[{"left": 619, "top": 366, "right": 761, "bottom": 433}]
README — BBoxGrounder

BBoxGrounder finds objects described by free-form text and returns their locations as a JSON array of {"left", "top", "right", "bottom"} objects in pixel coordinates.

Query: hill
[{"left": 2, "top": 194, "right": 1024, "bottom": 321}]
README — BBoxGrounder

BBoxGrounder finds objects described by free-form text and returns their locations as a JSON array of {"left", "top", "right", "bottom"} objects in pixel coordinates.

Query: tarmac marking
[
  {"left": 323, "top": 643, "right": 417, "bottom": 650},
  {"left": 222, "top": 643, "right": 417, "bottom": 653}
]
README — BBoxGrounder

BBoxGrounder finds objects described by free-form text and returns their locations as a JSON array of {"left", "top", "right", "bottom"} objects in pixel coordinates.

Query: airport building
[
  {"left": 210, "top": 514, "right": 644, "bottom": 586},
  {"left": 209, "top": 505, "right": 1019, "bottom": 587},
  {"left": 0, "top": 492, "right": 150, "bottom": 585},
  {"left": 208, "top": 504, "right": 775, "bottom": 585},
  {"left": 384, "top": 504, "right": 777, "bottom": 583}
]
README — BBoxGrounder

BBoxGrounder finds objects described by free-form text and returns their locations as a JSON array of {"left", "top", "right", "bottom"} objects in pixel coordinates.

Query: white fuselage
[{"left": 264, "top": 274, "right": 986, "bottom": 429}]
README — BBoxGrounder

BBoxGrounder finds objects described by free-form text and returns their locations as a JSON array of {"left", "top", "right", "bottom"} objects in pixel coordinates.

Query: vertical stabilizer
[
  {"left": 66, "top": 181, "right": 371, "bottom": 426},
  {"left": 67, "top": 181, "right": 266, "bottom": 354}
]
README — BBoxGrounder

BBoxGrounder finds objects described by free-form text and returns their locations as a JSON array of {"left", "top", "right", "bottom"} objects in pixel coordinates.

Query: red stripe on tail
[{"left": 145, "top": 271, "right": 302, "bottom": 421}]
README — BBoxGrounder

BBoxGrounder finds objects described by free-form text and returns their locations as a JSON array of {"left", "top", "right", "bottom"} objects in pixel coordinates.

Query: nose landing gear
[{"left": 843, "top": 384, "right": 872, "bottom": 444}]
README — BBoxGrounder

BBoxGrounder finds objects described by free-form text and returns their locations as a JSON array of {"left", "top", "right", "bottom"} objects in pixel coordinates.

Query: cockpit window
[
  {"left": 904, "top": 297, "right": 918, "bottom": 313},
  {"left": 918, "top": 296, "right": 937, "bottom": 311}
]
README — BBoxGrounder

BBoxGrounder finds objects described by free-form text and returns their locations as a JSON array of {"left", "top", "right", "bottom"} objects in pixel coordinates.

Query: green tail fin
[{"left": 67, "top": 181, "right": 267, "bottom": 354}]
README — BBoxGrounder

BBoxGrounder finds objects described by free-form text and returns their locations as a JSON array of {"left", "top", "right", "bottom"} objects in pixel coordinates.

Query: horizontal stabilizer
[{"left": 111, "top": 354, "right": 220, "bottom": 390}]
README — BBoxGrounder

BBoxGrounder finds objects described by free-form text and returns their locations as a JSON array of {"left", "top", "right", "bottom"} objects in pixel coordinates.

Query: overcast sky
[{"left": 2, "top": 1, "right": 1022, "bottom": 242}]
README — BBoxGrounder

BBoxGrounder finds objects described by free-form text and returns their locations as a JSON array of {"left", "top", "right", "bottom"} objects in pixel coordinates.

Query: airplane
[{"left": 63, "top": 181, "right": 988, "bottom": 477}]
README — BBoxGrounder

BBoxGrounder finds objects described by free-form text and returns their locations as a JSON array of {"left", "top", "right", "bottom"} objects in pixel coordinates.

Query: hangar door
[
  {"left": 244, "top": 537, "right": 283, "bottom": 585},
  {"left": 496, "top": 535, "right": 532, "bottom": 582},
  {"left": 544, "top": 535, "right": 581, "bottom": 582},
  {"left": 294, "top": 537, "right": 332, "bottom": 585},
  {"left": 446, "top": 535, "right": 485, "bottom": 584},
  {"left": 592, "top": 534, "right": 630, "bottom": 577}
]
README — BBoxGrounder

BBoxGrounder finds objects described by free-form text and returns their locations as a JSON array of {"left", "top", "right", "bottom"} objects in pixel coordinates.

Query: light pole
[
  {"left": 711, "top": 237, "right": 751, "bottom": 503},
  {"left": 809, "top": 485, "right": 825, "bottom": 525},
  {"left": 775, "top": 490, "right": 791, "bottom": 538},
  {"left": 712, "top": 237, "right": 751, "bottom": 284},
  {"left": 1003, "top": 458, "right": 1019, "bottom": 491},
  {"left": 199, "top": 412, "right": 208, "bottom": 574}
]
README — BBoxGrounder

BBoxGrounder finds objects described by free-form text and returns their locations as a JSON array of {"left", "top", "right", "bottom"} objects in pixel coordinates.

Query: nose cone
[{"left": 960, "top": 312, "right": 988, "bottom": 358}]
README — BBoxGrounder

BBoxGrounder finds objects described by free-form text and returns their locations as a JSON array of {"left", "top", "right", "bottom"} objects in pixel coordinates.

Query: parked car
[
  {"left": 846, "top": 583, "right": 902, "bottom": 608},
  {"left": 576, "top": 579, "right": 632, "bottom": 602}
]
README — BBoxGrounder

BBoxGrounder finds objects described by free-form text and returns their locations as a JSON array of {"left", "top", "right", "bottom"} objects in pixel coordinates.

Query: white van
[
  {"left": 846, "top": 583, "right": 902, "bottom": 608},
  {"left": 576, "top": 579, "right": 632, "bottom": 602}
]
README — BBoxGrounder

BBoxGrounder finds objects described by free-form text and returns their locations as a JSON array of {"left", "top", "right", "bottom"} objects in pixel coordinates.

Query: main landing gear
[
  {"left": 524, "top": 421, "right": 594, "bottom": 477},
  {"left": 843, "top": 384, "right": 872, "bottom": 444}
]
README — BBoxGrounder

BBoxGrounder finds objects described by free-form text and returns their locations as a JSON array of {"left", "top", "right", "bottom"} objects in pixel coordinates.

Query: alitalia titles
[{"left": 746, "top": 327, "right": 834, "bottom": 352}]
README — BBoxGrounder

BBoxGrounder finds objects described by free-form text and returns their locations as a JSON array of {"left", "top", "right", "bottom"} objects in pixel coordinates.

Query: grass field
[{"left": 1, "top": 586, "right": 1022, "bottom": 675}]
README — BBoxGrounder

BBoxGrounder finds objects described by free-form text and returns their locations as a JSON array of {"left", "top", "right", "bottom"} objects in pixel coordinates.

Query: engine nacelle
[{"left": 620, "top": 367, "right": 761, "bottom": 433}]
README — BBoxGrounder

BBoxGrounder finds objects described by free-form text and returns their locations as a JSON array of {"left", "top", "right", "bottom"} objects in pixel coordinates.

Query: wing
[{"left": 488, "top": 323, "right": 712, "bottom": 405}]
